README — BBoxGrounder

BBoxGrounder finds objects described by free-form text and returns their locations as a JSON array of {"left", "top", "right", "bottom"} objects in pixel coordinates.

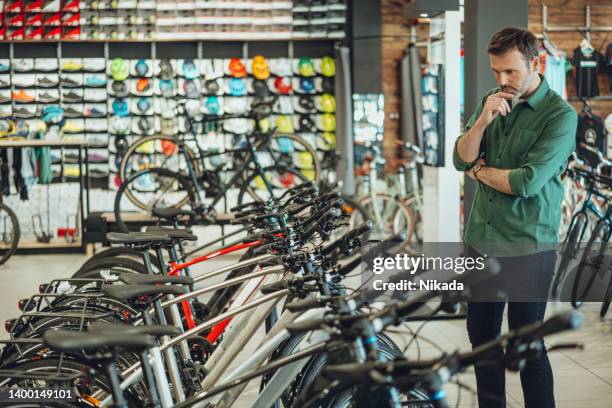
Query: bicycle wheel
[
  {"left": 403, "top": 194, "right": 423, "bottom": 243},
  {"left": 119, "top": 135, "right": 200, "bottom": 210},
  {"left": 248, "top": 133, "right": 320, "bottom": 200},
  {"left": 571, "top": 220, "right": 611, "bottom": 308},
  {"left": 0, "top": 202, "right": 19, "bottom": 266},
  {"left": 551, "top": 212, "right": 587, "bottom": 299},
  {"left": 114, "top": 168, "right": 195, "bottom": 232},
  {"left": 359, "top": 194, "right": 414, "bottom": 243},
  {"left": 600, "top": 267, "right": 612, "bottom": 318},
  {"left": 237, "top": 165, "right": 308, "bottom": 205}
]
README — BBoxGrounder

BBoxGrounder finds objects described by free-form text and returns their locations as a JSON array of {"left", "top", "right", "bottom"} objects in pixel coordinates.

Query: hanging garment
[
  {"left": 1, "top": 148, "right": 9, "bottom": 196},
  {"left": 542, "top": 52, "right": 571, "bottom": 100},
  {"left": 607, "top": 42, "right": 612, "bottom": 92},
  {"left": 571, "top": 47, "right": 605, "bottom": 97},
  {"left": 22, "top": 147, "right": 37, "bottom": 187},
  {"left": 12, "top": 148, "right": 28, "bottom": 200},
  {"left": 576, "top": 112, "right": 606, "bottom": 167}
]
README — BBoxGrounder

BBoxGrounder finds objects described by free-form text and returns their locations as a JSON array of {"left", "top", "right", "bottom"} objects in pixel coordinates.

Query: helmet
[
  {"left": 203, "top": 78, "right": 221, "bottom": 94},
  {"left": 159, "top": 59, "right": 174, "bottom": 80},
  {"left": 252, "top": 79, "right": 269, "bottom": 97},
  {"left": 317, "top": 113, "right": 336, "bottom": 132},
  {"left": 160, "top": 99, "right": 177, "bottom": 118},
  {"left": 251, "top": 55, "right": 270, "bottom": 80},
  {"left": 275, "top": 96, "right": 294, "bottom": 114},
  {"left": 110, "top": 58, "right": 129, "bottom": 81},
  {"left": 224, "top": 97, "right": 248, "bottom": 114},
  {"left": 136, "top": 78, "right": 150, "bottom": 93},
  {"left": 229, "top": 78, "right": 247, "bottom": 96},
  {"left": 317, "top": 93, "right": 336, "bottom": 113},
  {"left": 109, "top": 116, "right": 130, "bottom": 134},
  {"left": 183, "top": 79, "right": 200, "bottom": 99},
  {"left": 295, "top": 96, "right": 315, "bottom": 113},
  {"left": 159, "top": 79, "right": 176, "bottom": 97},
  {"left": 270, "top": 58, "right": 292, "bottom": 77},
  {"left": 228, "top": 58, "right": 247, "bottom": 78},
  {"left": 299, "top": 77, "right": 314, "bottom": 93},
  {"left": 203, "top": 96, "right": 221, "bottom": 115},
  {"left": 320, "top": 132, "right": 336, "bottom": 150},
  {"left": 160, "top": 117, "right": 177, "bottom": 136},
  {"left": 182, "top": 59, "right": 200, "bottom": 79},
  {"left": 136, "top": 97, "right": 152, "bottom": 114},
  {"left": 319, "top": 56, "right": 336, "bottom": 77},
  {"left": 111, "top": 80, "right": 128, "bottom": 97},
  {"left": 223, "top": 118, "right": 250, "bottom": 134},
  {"left": 112, "top": 98, "right": 129, "bottom": 117},
  {"left": 276, "top": 115, "right": 294, "bottom": 133},
  {"left": 298, "top": 57, "right": 315, "bottom": 77},
  {"left": 297, "top": 114, "right": 315, "bottom": 132},
  {"left": 135, "top": 59, "right": 149, "bottom": 77},
  {"left": 41, "top": 105, "right": 64, "bottom": 125},
  {"left": 274, "top": 77, "right": 292, "bottom": 94},
  {"left": 321, "top": 76, "right": 334, "bottom": 93}
]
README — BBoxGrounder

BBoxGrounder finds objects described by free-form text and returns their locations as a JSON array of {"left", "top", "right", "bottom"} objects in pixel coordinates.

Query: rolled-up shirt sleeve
[
  {"left": 453, "top": 94, "right": 487, "bottom": 171},
  {"left": 508, "top": 108, "right": 577, "bottom": 198}
]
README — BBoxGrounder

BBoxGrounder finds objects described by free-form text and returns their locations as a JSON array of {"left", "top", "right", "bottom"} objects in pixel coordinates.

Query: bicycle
[
  {"left": 0, "top": 117, "right": 22, "bottom": 266},
  {"left": 115, "top": 96, "right": 320, "bottom": 218},
  {"left": 550, "top": 144, "right": 611, "bottom": 303}
]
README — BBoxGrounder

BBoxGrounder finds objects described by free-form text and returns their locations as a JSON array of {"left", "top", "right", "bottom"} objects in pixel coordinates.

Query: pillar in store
[
  {"left": 422, "top": 10, "right": 461, "bottom": 243},
  {"left": 462, "top": 0, "right": 528, "bottom": 232}
]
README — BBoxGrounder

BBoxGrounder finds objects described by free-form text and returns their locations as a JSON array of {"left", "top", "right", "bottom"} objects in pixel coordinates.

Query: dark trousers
[{"left": 466, "top": 249, "right": 556, "bottom": 408}]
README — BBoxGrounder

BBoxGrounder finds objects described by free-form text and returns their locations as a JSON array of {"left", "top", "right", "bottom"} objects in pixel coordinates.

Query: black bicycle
[{"left": 114, "top": 96, "right": 320, "bottom": 215}]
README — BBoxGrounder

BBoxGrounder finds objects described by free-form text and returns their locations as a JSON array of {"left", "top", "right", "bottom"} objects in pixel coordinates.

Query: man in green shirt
[{"left": 454, "top": 27, "right": 577, "bottom": 408}]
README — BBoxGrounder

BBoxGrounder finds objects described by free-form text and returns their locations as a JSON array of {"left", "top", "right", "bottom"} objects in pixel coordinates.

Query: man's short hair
[{"left": 487, "top": 27, "right": 539, "bottom": 65}]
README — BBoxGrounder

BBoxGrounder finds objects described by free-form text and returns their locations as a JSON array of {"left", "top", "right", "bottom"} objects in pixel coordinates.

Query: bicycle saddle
[
  {"left": 44, "top": 329, "right": 155, "bottom": 352},
  {"left": 88, "top": 322, "right": 181, "bottom": 338},
  {"left": 101, "top": 283, "right": 186, "bottom": 301},
  {"left": 106, "top": 232, "right": 171, "bottom": 246},
  {"left": 118, "top": 271, "right": 193, "bottom": 286},
  {"left": 146, "top": 226, "right": 197, "bottom": 242},
  {"left": 151, "top": 207, "right": 195, "bottom": 220}
]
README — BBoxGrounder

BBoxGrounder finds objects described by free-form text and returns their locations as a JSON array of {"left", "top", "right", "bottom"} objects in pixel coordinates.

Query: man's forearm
[
  {"left": 476, "top": 166, "right": 514, "bottom": 195},
  {"left": 457, "top": 120, "right": 486, "bottom": 164}
]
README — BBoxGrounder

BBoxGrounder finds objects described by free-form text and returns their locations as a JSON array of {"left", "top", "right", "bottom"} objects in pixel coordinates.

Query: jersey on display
[
  {"left": 541, "top": 51, "right": 571, "bottom": 99},
  {"left": 571, "top": 47, "right": 605, "bottom": 97},
  {"left": 576, "top": 112, "right": 606, "bottom": 167}
]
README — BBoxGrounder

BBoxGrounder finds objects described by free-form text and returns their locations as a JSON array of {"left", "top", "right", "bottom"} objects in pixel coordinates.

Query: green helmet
[
  {"left": 318, "top": 93, "right": 336, "bottom": 113},
  {"left": 298, "top": 57, "right": 315, "bottom": 77},
  {"left": 110, "top": 58, "right": 129, "bottom": 81},
  {"left": 276, "top": 115, "right": 294, "bottom": 133},
  {"left": 320, "top": 56, "right": 336, "bottom": 77}
]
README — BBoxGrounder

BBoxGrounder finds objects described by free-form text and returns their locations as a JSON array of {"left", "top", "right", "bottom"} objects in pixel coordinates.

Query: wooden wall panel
[{"left": 380, "top": 0, "right": 612, "bottom": 154}]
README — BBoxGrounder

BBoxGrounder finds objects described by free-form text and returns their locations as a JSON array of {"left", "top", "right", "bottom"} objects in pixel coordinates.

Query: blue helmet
[
  {"left": 229, "top": 78, "right": 247, "bottom": 96},
  {"left": 112, "top": 98, "right": 129, "bottom": 117},
  {"left": 41, "top": 105, "right": 64, "bottom": 125},
  {"left": 205, "top": 96, "right": 221, "bottom": 115}
]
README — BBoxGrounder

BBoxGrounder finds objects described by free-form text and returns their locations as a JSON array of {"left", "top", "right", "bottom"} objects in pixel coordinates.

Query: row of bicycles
[
  {"left": 0, "top": 179, "right": 583, "bottom": 407},
  {"left": 552, "top": 144, "right": 612, "bottom": 318}
]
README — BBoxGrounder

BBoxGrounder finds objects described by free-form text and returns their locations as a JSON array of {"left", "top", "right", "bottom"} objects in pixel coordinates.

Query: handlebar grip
[
  {"left": 286, "top": 317, "right": 324, "bottom": 335},
  {"left": 285, "top": 297, "right": 327, "bottom": 312},
  {"left": 319, "top": 190, "right": 343, "bottom": 203},
  {"left": 516, "top": 311, "right": 582, "bottom": 341},
  {"left": 302, "top": 207, "right": 342, "bottom": 240},
  {"left": 260, "top": 279, "right": 290, "bottom": 295},
  {"left": 230, "top": 201, "right": 265, "bottom": 213},
  {"left": 336, "top": 255, "right": 363, "bottom": 276},
  {"left": 320, "top": 220, "right": 372, "bottom": 257},
  {"left": 318, "top": 198, "right": 344, "bottom": 216}
]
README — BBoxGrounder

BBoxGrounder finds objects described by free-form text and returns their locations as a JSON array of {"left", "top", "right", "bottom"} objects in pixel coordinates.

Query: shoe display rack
[
  {"left": 0, "top": 1, "right": 347, "bottom": 41},
  {"left": 0, "top": 41, "right": 338, "bottom": 194}
]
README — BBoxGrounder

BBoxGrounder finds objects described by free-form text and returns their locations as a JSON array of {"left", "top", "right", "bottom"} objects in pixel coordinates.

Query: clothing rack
[{"left": 540, "top": 4, "right": 612, "bottom": 40}]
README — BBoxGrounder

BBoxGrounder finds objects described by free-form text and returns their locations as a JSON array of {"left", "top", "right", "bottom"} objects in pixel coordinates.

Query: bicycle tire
[
  {"left": 551, "top": 212, "right": 587, "bottom": 299},
  {"left": 114, "top": 168, "right": 196, "bottom": 233},
  {"left": 119, "top": 135, "right": 200, "bottom": 210},
  {"left": 600, "top": 267, "right": 612, "bottom": 318},
  {"left": 0, "top": 202, "right": 20, "bottom": 266},
  {"left": 73, "top": 257, "right": 147, "bottom": 278},
  {"left": 79, "top": 247, "right": 162, "bottom": 274},
  {"left": 571, "top": 220, "right": 611, "bottom": 308},
  {"left": 359, "top": 194, "right": 415, "bottom": 243},
  {"left": 236, "top": 165, "right": 308, "bottom": 205}
]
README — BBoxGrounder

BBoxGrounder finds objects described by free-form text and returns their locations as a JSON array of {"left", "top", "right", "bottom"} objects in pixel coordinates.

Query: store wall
[
  {"left": 381, "top": 0, "right": 611, "bottom": 149},
  {"left": 528, "top": 0, "right": 612, "bottom": 118}
]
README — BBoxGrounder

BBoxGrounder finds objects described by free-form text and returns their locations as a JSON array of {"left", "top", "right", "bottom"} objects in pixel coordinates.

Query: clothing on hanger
[
  {"left": 571, "top": 46, "right": 605, "bottom": 97},
  {"left": 577, "top": 110, "right": 606, "bottom": 165},
  {"left": 607, "top": 42, "right": 612, "bottom": 92}
]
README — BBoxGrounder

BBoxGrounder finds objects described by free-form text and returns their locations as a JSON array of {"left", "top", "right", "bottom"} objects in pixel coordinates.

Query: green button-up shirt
[{"left": 453, "top": 76, "right": 577, "bottom": 256}]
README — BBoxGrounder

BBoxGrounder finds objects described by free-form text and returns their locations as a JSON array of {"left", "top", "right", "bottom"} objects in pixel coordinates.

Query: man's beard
[{"left": 503, "top": 72, "right": 534, "bottom": 101}]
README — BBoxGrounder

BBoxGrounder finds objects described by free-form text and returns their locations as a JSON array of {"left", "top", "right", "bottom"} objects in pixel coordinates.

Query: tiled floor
[{"left": 1, "top": 251, "right": 611, "bottom": 407}]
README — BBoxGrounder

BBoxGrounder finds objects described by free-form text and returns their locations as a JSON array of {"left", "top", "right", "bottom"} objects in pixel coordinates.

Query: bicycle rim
[
  {"left": 0, "top": 202, "right": 19, "bottom": 266},
  {"left": 359, "top": 194, "right": 414, "bottom": 242},
  {"left": 552, "top": 213, "right": 586, "bottom": 299},
  {"left": 571, "top": 220, "right": 610, "bottom": 308}
]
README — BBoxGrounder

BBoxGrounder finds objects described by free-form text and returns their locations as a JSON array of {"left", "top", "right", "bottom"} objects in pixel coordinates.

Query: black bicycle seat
[
  {"left": 101, "top": 283, "right": 186, "bottom": 301},
  {"left": 146, "top": 226, "right": 197, "bottom": 242},
  {"left": 44, "top": 329, "right": 155, "bottom": 352},
  {"left": 118, "top": 272, "right": 193, "bottom": 286},
  {"left": 88, "top": 322, "right": 181, "bottom": 338},
  {"left": 151, "top": 207, "right": 195, "bottom": 220},
  {"left": 106, "top": 232, "right": 171, "bottom": 246}
]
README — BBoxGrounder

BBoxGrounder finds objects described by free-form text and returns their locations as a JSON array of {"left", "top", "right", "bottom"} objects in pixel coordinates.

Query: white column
[{"left": 422, "top": 10, "right": 461, "bottom": 243}]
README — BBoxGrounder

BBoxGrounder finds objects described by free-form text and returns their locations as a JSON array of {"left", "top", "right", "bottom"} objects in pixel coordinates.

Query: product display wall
[{"left": 0, "top": 0, "right": 347, "bottom": 41}]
